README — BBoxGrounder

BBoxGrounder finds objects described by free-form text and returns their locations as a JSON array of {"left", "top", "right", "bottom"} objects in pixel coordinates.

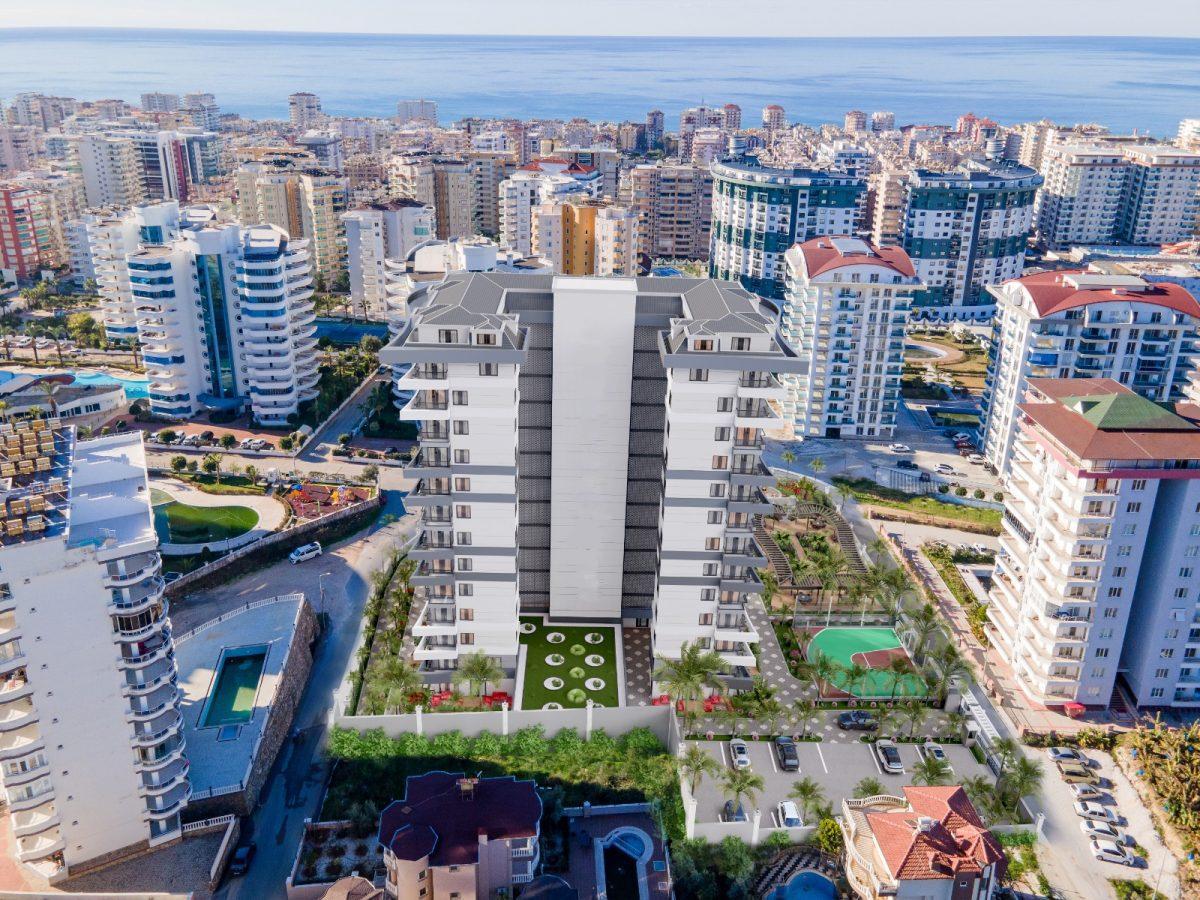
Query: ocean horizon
[{"left": 1, "top": 28, "right": 1197, "bottom": 134}]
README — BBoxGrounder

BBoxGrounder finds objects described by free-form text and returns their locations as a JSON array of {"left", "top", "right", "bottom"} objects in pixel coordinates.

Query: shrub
[
  {"left": 993, "top": 491, "right": 1004, "bottom": 502},
  {"left": 813, "top": 817, "right": 843, "bottom": 855},
  {"left": 280, "top": 435, "right": 295, "bottom": 451},
  {"left": 937, "top": 484, "right": 950, "bottom": 494},
  {"left": 954, "top": 486, "right": 968, "bottom": 497},
  {"left": 973, "top": 489, "right": 985, "bottom": 499}
]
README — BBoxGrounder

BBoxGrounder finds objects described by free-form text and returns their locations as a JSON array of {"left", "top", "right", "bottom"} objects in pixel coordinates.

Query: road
[{"left": 196, "top": 490, "right": 418, "bottom": 900}]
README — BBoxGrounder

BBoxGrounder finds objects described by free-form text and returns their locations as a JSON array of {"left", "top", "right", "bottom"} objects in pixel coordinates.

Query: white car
[
  {"left": 1070, "top": 783, "right": 1104, "bottom": 801},
  {"left": 1080, "top": 819, "right": 1121, "bottom": 841},
  {"left": 1048, "top": 747, "right": 1089, "bottom": 765},
  {"left": 1091, "top": 838, "right": 1135, "bottom": 866},
  {"left": 951, "top": 431, "right": 972, "bottom": 442},
  {"left": 240, "top": 437, "right": 256, "bottom": 449},
  {"left": 889, "top": 443, "right": 912, "bottom": 453},
  {"left": 728, "top": 739, "right": 751, "bottom": 770},
  {"left": 289, "top": 541, "right": 322, "bottom": 564},
  {"left": 13, "top": 336, "right": 31, "bottom": 347},
  {"left": 875, "top": 739, "right": 904, "bottom": 774},
  {"left": 935, "top": 463, "right": 957, "bottom": 476},
  {"left": 919, "top": 741, "right": 948, "bottom": 764},
  {"left": 1074, "top": 800, "right": 1118, "bottom": 823},
  {"left": 776, "top": 800, "right": 803, "bottom": 828},
  {"left": 967, "top": 453, "right": 986, "bottom": 464}
]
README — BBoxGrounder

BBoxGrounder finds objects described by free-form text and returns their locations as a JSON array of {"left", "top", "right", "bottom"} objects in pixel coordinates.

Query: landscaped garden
[
  {"left": 284, "top": 482, "right": 373, "bottom": 521},
  {"left": 519, "top": 616, "right": 619, "bottom": 709},
  {"left": 832, "top": 476, "right": 1002, "bottom": 534},
  {"left": 150, "top": 490, "right": 258, "bottom": 545}
]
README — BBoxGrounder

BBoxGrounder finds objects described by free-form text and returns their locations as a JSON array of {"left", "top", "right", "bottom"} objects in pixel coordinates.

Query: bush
[
  {"left": 159, "top": 429, "right": 177, "bottom": 443},
  {"left": 993, "top": 491, "right": 1004, "bottom": 502},
  {"left": 954, "top": 486, "right": 968, "bottom": 497},
  {"left": 813, "top": 817, "right": 842, "bottom": 856},
  {"left": 937, "top": 484, "right": 950, "bottom": 494},
  {"left": 280, "top": 435, "right": 295, "bottom": 451},
  {"left": 973, "top": 489, "right": 985, "bottom": 499}
]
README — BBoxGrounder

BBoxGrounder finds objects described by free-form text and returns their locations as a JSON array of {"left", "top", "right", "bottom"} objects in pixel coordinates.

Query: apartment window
[
  {"left": 454, "top": 449, "right": 470, "bottom": 464},
  {"left": 709, "top": 483, "right": 726, "bottom": 498},
  {"left": 1186, "top": 546, "right": 1200, "bottom": 558},
  {"left": 705, "top": 537, "right": 721, "bottom": 550},
  {"left": 1162, "top": 648, "right": 1176, "bottom": 659},
  {"left": 459, "top": 633, "right": 474, "bottom": 645},
  {"left": 479, "top": 363, "right": 498, "bottom": 376},
  {"left": 1176, "top": 588, "right": 1190, "bottom": 599},
  {"left": 701, "top": 589, "right": 716, "bottom": 601},
  {"left": 452, "top": 391, "right": 469, "bottom": 406},
  {"left": 1122, "top": 524, "right": 1137, "bottom": 535},
  {"left": 707, "top": 511, "right": 724, "bottom": 525},
  {"left": 689, "top": 368, "right": 709, "bottom": 382},
  {"left": 1095, "top": 648, "right": 1109, "bottom": 658},
  {"left": 0, "top": 583, "right": 10, "bottom": 601},
  {"left": 731, "top": 338, "right": 750, "bottom": 351},
  {"left": 455, "top": 505, "right": 471, "bottom": 518},
  {"left": 455, "top": 531, "right": 472, "bottom": 546},
  {"left": 699, "top": 613, "right": 714, "bottom": 626},
  {"left": 702, "top": 563, "right": 719, "bottom": 576},
  {"left": 1104, "top": 608, "right": 1119, "bottom": 619},
  {"left": 1098, "top": 628, "right": 1113, "bottom": 640},
  {"left": 475, "top": 332, "right": 496, "bottom": 345},
  {"left": 717, "top": 397, "right": 733, "bottom": 412},
  {"left": 1132, "top": 479, "right": 1147, "bottom": 491},
  {"left": 453, "top": 420, "right": 469, "bottom": 435},
  {"left": 1090, "top": 667, "right": 1105, "bottom": 678},
  {"left": 454, "top": 477, "right": 471, "bottom": 492},
  {"left": 1117, "top": 545, "right": 1131, "bottom": 557},
  {"left": 714, "top": 427, "right": 731, "bottom": 442},
  {"left": 459, "top": 584, "right": 474, "bottom": 597},
  {"left": 1106, "top": 587, "right": 1123, "bottom": 598},
  {"left": 712, "top": 455, "right": 728, "bottom": 470},
  {"left": 1155, "top": 667, "right": 1169, "bottom": 679},
  {"left": 457, "top": 558, "right": 473, "bottom": 572},
  {"left": 1182, "top": 568, "right": 1195, "bottom": 579},
  {"left": 693, "top": 339, "right": 714, "bottom": 351},
  {"left": 437, "top": 329, "right": 459, "bottom": 344},
  {"left": 1113, "top": 567, "right": 1126, "bottom": 578},
  {"left": 459, "top": 608, "right": 474, "bottom": 621},
  {"left": 1126, "top": 502, "right": 1142, "bottom": 514},
  {"left": 1150, "top": 688, "right": 1165, "bottom": 699}
]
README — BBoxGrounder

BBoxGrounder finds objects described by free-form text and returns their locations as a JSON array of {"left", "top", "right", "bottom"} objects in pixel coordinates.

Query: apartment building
[
  {"left": 140, "top": 92, "right": 179, "bottom": 113},
  {"left": 709, "top": 156, "right": 866, "bottom": 300},
  {"left": 762, "top": 104, "right": 787, "bottom": 131},
  {"left": 498, "top": 160, "right": 602, "bottom": 256},
  {"left": 0, "top": 424, "right": 188, "bottom": 883},
  {"left": 381, "top": 273, "right": 793, "bottom": 684},
  {"left": 467, "top": 150, "right": 518, "bottom": 238},
  {"left": 980, "top": 269, "right": 1200, "bottom": 474},
  {"left": 288, "top": 92, "right": 323, "bottom": 129},
  {"left": 396, "top": 99, "right": 438, "bottom": 125},
  {"left": 1121, "top": 145, "right": 1200, "bottom": 246},
  {"left": 532, "top": 200, "right": 636, "bottom": 276},
  {"left": 378, "top": 773, "right": 540, "bottom": 898},
  {"left": 900, "top": 161, "right": 1042, "bottom": 319},
  {"left": 0, "top": 185, "right": 53, "bottom": 279},
  {"left": 295, "top": 131, "right": 345, "bottom": 174},
  {"left": 840, "top": 786, "right": 1005, "bottom": 900},
  {"left": 782, "top": 237, "right": 920, "bottom": 438},
  {"left": 626, "top": 163, "right": 712, "bottom": 261},
  {"left": 548, "top": 148, "right": 619, "bottom": 197},
  {"left": 989, "top": 379, "right": 1200, "bottom": 708},
  {"left": 645, "top": 110, "right": 665, "bottom": 150},
  {"left": 68, "top": 133, "right": 146, "bottom": 209},
  {"left": 126, "top": 215, "right": 319, "bottom": 424},
  {"left": 866, "top": 169, "right": 906, "bottom": 248},
  {"left": 679, "top": 106, "right": 726, "bottom": 159},
  {"left": 342, "top": 201, "right": 435, "bottom": 318},
  {"left": 388, "top": 152, "right": 477, "bottom": 241}
]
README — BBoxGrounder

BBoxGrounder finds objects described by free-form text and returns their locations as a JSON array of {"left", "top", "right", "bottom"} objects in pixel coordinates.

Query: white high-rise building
[
  {"left": 782, "top": 237, "right": 921, "bottom": 438},
  {"left": 69, "top": 134, "right": 146, "bottom": 209},
  {"left": 380, "top": 274, "right": 793, "bottom": 688},
  {"left": 988, "top": 378, "right": 1200, "bottom": 709},
  {"left": 126, "top": 215, "right": 319, "bottom": 424},
  {"left": 980, "top": 269, "right": 1200, "bottom": 474},
  {"left": 181, "top": 93, "right": 220, "bottom": 131},
  {"left": 1121, "top": 145, "right": 1200, "bottom": 246},
  {"left": 295, "top": 132, "right": 344, "bottom": 174},
  {"left": 531, "top": 201, "right": 636, "bottom": 277},
  {"left": 288, "top": 92, "right": 323, "bottom": 129},
  {"left": 0, "top": 424, "right": 188, "bottom": 883},
  {"left": 396, "top": 99, "right": 438, "bottom": 125},
  {"left": 342, "top": 201, "right": 435, "bottom": 318},
  {"left": 140, "top": 92, "right": 179, "bottom": 113},
  {"left": 1178, "top": 119, "right": 1200, "bottom": 151},
  {"left": 498, "top": 160, "right": 602, "bottom": 256}
]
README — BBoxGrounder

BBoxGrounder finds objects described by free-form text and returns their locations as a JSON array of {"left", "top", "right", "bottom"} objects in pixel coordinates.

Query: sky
[{"left": 2, "top": 0, "right": 1199, "bottom": 36}]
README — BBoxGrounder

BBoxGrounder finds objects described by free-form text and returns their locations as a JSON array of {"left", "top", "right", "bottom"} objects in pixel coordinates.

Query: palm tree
[
  {"left": 0, "top": 400, "right": 8, "bottom": 422},
  {"left": 912, "top": 755, "right": 953, "bottom": 786},
  {"left": 808, "top": 457, "right": 825, "bottom": 475},
  {"left": 898, "top": 699, "right": 928, "bottom": 739},
  {"left": 841, "top": 661, "right": 869, "bottom": 701},
  {"left": 679, "top": 744, "right": 721, "bottom": 797},
  {"left": 37, "top": 380, "right": 59, "bottom": 416},
  {"left": 817, "top": 550, "right": 852, "bottom": 627},
  {"left": 834, "top": 483, "right": 853, "bottom": 511},
  {"left": 759, "top": 567, "right": 778, "bottom": 611},
  {"left": 201, "top": 453, "right": 222, "bottom": 483},
  {"left": 452, "top": 651, "right": 503, "bottom": 701},
  {"left": 887, "top": 656, "right": 915, "bottom": 701},
  {"left": 927, "top": 645, "right": 971, "bottom": 704},
  {"left": 722, "top": 768, "right": 765, "bottom": 815},
  {"left": 991, "top": 737, "right": 1019, "bottom": 776},
  {"left": 999, "top": 756, "right": 1044, "bottom": 815},
  {"left": 792, "top": 698, "right": 818, "bottom": 738},
  {"left": 810, "top": 655, "right": 841, "bottom": 699},
  {"left": 903, "top": 603, "right": 941, "bottom": 665},
  {"left": 961, "top": 775, "right": 1002, "bottom": 824},
  {"left": 854, "top": 776, "right": 885, "bottom": 798},
  {"left": 364, "top": 658, "right": 423, "bottom": 713},
  {"left": 788, "top": 776, "right": 825, "bottom": 822},
  {"left": 781, "top": 448, "right": 796, "bottom": 468},
  {"left": 654, "top": 640, "right": 729, "bottom": 732}
]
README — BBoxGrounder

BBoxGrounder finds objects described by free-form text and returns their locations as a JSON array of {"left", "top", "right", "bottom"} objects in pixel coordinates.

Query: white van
[{"left": 289, "top": 541, "right": 322, "bottom": 564}]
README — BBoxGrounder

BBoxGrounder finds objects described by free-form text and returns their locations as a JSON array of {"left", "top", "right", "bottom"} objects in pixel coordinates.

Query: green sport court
[
  {"left": 806, "top": 627, "right": 927, "bottom": 699},
  {"left": 202, "top": 645, "right": 268, "bottom": 727}
]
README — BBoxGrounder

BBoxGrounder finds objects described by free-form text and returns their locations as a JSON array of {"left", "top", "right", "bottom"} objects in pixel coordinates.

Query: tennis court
[
  {"left": 807, "top": 626, "right": 926, "bottom": 699},
  {"left": 202, "top": 645, "right": 267, "bottom": 727}
]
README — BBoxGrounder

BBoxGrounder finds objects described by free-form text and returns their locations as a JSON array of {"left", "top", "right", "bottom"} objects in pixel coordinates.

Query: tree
[
  {"left": 717, "top": 836, "right": 755, "bottom": 894},
  {"left": 362, "top": 463, "right": 380, "bottom": 483},
  {"left": 219, "top": 433, "right": 237, "bottom": 450},
  {"left": 721, "top": 768, "right": 764, "bottom": 815},
  {"left": 810, "top": 655, "right": 841, "bottom": 699},
  {"left": 813, "top": 817, "right": 843, "bottom": 856},
  {"left": 280, "top": 435, "right": 295, "bottom": 451},
  {"left": 792, "top": 698, "right": 818, "bottom": 738},
  {"left": 808, "top": 457, "right": 825, "bottom": 475},
  {"left": 903, "top": 603, "right": 942, "bottom": 665},
  {"left": 781, "top": 448, "right": 796, "bottom": 467},
  {"left": 962, "top": 775, "right": 1002, "bottom": 824},
  {"left": 37, "top": 380, "right": 59, "bottom": 416},
  {"left": 998, "top": 756, "right": 1043, "bottom": 816},
  {"left": 170, "top": 455, "right": 188, "bottom": 473},
  {"left": 898, "top": 699, "right": 929, "bottom": 739},
  {"left": 759, "top": 567, "right": 778, "bottom": 610},
  {"left": 359, "top": 334, "right": 383, "bottom": 354},
  {"left": 159, "top": 429, "right": 177, "bottom": 444},
  {"left": 679, "top": 744, "right": 721, "bottom": 797},
  {"left": 245, "top": 464, "right": 258, "bottom": 483},
  {"left": 788, "top": 776, "right": 825, "bottom": 822},
  {"left": 841, "top": 662, "right": 869, "bottom": 700},
  {"left": 201, "top": 453, "right": 222, "bottom": 483},
  {"left": 927, "top": 644, "right": 970, "bottom": 704},
  {"left": 887, "top": 656, "right": 915, "bottom": 701},
  {"left": 912, "top": 755, "right": 953, "bottom": 786},
  {"left": 854, "top": 776, "right": 885, "bottom": 798},
  {"left": 362, "top": 658, "right": 424, "bottom": 713},
  {"left": 451, "top": 652, "right": 503, "bottom": 700},
  {"left": 654, "top": 640, "right": 729, "bottom": 733}
]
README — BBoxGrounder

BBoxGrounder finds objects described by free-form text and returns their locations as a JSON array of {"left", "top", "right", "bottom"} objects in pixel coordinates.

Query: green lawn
[
  {"left": 519, "top": 616, "right": 619, "bottom": 709},
  {"left": 170, "top": 473, "right": 266, "bottom": 495},
  {"left": 834, "top": 477, "right": 1002, "bottom": 532},
  {"left": 153, "top": 500, "right": 258, "bottom": 544}
]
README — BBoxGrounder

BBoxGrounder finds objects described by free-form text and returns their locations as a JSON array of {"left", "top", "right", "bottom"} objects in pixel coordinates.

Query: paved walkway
[
  {"left": 622, "top": 627, "right": 653, "bottom": 706},
  {"left": 747, "top": 594, "right": 812, "bottom": 704}
]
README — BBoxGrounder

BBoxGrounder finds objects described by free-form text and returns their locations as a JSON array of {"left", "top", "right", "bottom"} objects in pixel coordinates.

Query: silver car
[{"left": 729, "top": 738, "right": 751, "bottom": 770}]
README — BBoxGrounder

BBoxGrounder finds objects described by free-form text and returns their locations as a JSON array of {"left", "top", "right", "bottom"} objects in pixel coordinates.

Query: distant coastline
[{"left": 1, "top": 28, "right": 1196, "bottom": 133}]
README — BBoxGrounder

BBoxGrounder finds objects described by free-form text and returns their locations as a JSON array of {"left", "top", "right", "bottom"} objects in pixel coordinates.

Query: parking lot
[{"left": 689, "top": 737, "right": 992, "bottom": 825}]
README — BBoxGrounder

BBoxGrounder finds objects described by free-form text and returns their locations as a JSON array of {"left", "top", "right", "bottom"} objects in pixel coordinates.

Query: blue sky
[{"left": 2, "top": 0, "right": 1198, "bottom": 36}]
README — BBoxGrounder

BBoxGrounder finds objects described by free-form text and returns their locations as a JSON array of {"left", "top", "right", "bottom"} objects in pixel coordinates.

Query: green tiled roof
[{"left": 1064, "top": 393, "right": 1192, "bottom": 431}]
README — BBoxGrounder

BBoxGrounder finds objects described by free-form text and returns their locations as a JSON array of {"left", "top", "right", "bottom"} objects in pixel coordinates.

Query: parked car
[
  {"left": 967, "top": 453, "right": 986, "bottom": 464},
  {"left": 837, "top": 710, "right": 878, "bottom": 731},
  {"left": 1090, "top": 838, "right": 1135, "bottom": 866},
  {"left": 1074, "top": 800, "right": 1119, "bottom": 823},
  {"left": 776, "top": 800, "right": 803, "bottom": 828},
  {"left": 950, "top": 431, "right": 972, "bottom": 442},
  {"left": 919, "top": 741, "right": 948, "bottom": 764},
  {"left": 935, "top": 463, "right": 958, "bottom": 476},
  {"left": 1070, "top": 783, "right": 1104, "bottom": 801},
  {"left": 228, "top": 842, "right": 256, "bottom": 876},
  {"left": 970, "top": 543, "right": 990, "bottom": 556},
  {"left": 723, "top": 801, "right": 747, "bottom": 822},
  {"left": 183, "top": 434, "right": 204, "bottom": 447},
  {"left": 728, "top": 738, "right": 751, "bottom": 770},
  {"left": 896, "top": 460, "right": 919, "bottom": 471},
  {"left": 239, "top": 437, "right": 256, "bottom": 449},
  {"left": 875, "top": 739, "right": 904, "bottom": 774},
  {"left": 199, "top": 430, "right": 215, "bottom": 442},
  {"left": 250, "top": 438, "right": 269, "bottom": 450},
  {"left": 774, "top": 736, "right": 799, "bottom": 772},
  {"left": 163, "top": 571, "right": 183, "bottom": 585},
  {"left": 1048, "top": 747, "right": 1089, "bottom": 765},
  {"left": 1080, "top": 819, "right": 1121, "bottom": 841},
  {"left": 889, "top": 443, "right": 912, "bottom": 453},
  {"left": 289, "top": 541, "right": 323, "bottom": 564},
  {"left": 1057, "top": 762, "right": 1101, "bottom": 785}
]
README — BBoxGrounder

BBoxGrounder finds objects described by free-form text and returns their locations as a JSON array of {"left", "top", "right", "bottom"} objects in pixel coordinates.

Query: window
[
  {"left": 455, "top": 505, "right": 471, "bottom": 518},
  {"left": 707, "top": 511, "right": 724, "bottom": 525},
  {"left": 689, "top": 369, "right": 709, "bottom": 382},
  {"left": 731, "top": 338, "right": 750, "bottom": 351},
  {"left": 474, "top": 332, "right": 496, "bottom": 345},
  {"left": 437, "top": 329, "right": 459, "bottom": 344},
  {"left": 1182, "top": 568, "right": 1194, "bottom": 579},
  {"left": 453, "top": 420, "right": 469, "bottom": 435},
  {"left": 1161, "top": 648, "right": 1175, "bottom": 659},
  {"left": 709, "top": 483, "right": 726, "bottom": 498},
  {"left": 693, "top": 339, "right": 714, "bottom": 351},
  {"left": 1150, "top": 687, "right": 1165, "bottom": 699},
  {"left": 1103, "top": 607, "right": 1119, "bottom": 619},
  {"left": 458, "top": 584, "right": 473, "bottom": 597},
  {"left": 1176, "top": 588, "right": 1190, "bottom": 599},
  {"left": 714, "top": 427, "right": 731, "bottom": 442},
  {"left": 457, "top": 558, "right": 473, "bottom": 572},
  {"left": 454, "top": 449, "right": 470, "bottom": 464},
  {"left": 1095, "top": 648, "right": 1109, "bottom": 658},
  {"left": 454, "top": 477, "right": 471, "bottom": 492},
  {"left": 479, "top": 363, "right": 498, "bottom": 376},
  {"left": 1122, "top": 524, "right": 1137, "bottom": 535},
  {"left": 1132, "top": 479, "right": 1147, "bottom": 491},
  {"left": 705, "top": 537, "right": 721, "bottom": 550},
  {"left": 1113, "top": 567, "right": 1126, "bottom": 578},
  {"left": 1098, "top": 628, "right": 1113, "bottom": 640},
  {"left": 452, "top": 391, "right": 469, "bottom": 406},
  {"left": 1155, "top": 667, "right": 1169, "bottom": 679},
  {"left": 702, "top": 563, "right": 719, "bottom": 576},
  {"left": 459, "top": 608, "right": 474, "bottom": 621},
  {"left": 455, "top": 531, "right": 472, "bottom": 546},
  {"left": 1117, "top": 545, "right": 1131, "bottom": 557},
  {"left": 459, "top": 633, "right": 474, "bottom": 644},
  {"left": 1090, "top": 666, "right": 1106, "bottom": 678},
  {"left": 701, "top": 589, "right": 716, "bottom": 601},
  {"left": 699, "top": 613, "right": 713, "bottom": 625},
  {"left": 1126, "top": 502, "right": 1141, "bottom": 513},
  {"left": 711, "top": 455, "right": 728, "bottom": 470},
  {"left": 717, "top": 397, "right": 733, "bottom": 412},
  {"left": 1106, "top": 587, "right": 1123, "bottom": 598}
]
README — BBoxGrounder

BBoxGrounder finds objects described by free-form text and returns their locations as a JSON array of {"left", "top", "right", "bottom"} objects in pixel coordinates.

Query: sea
[{"left": 0, "top": 29, "right": 1197, "bottom": 135}]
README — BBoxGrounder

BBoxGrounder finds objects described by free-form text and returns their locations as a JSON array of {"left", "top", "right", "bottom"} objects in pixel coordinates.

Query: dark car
[
  {"left": 774, "top": 735, "right": 800, "bottom": 771},
  {"left": 228, "top": 842, "right": 256, "bottom": 876},
  {"left": 837, "top": 710, "right": 878, "bottom": 731},
  {"left": 896, "top": 460, "right": 919, "bottom": 471},
  {"left": 722, "top": 801, "right": 747, "bottom": 822}
]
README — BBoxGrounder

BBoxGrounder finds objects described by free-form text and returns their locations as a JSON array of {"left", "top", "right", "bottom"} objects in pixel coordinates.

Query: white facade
[
  {"left": 288, "top": 92, "right": 323, "bottom": 129},
  {"left": 342, "top": 202, "right": 435, "bottom": 318},
  {"left": 69, "top": 134, "right": 146, "bottom": 209},
  {"left": 980, "top": 270, "right": 1200, "bottom": 474},
  {"left": 396, "top": 99, "right": 437, "bottom": 125},
  {"left": 782, "top": 238, "right": 920, "bottom": 438},
  {"left": 498, "top": 162, "right": 602, "bottom": 256},
  {"left": 988, "top": 380, "right": 1200, "bottom": 708},
  {"left": 0, "top": 426, "right": 188, "bottom": 882}
]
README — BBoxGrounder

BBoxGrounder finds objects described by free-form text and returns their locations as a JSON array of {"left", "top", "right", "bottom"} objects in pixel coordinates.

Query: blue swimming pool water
[
  {"left": 766, "top": 871, "right": 838, "bottom": 900},
  {"left": 0, "top": 368, "right": 150, "bottom": 399}
]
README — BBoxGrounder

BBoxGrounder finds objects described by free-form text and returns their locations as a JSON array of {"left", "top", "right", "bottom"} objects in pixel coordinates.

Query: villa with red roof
[
  {"left": 840, "top": 786, "right": 1006, "bottom": 900},
  {"left": 377, "top": 772, "right": 541, "bottom": 899},
  {"left": 980, "top": 267, "right": 1200, "bottom": 474}
]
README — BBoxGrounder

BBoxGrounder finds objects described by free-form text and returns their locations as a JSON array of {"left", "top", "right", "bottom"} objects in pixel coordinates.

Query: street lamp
[{"left": 317, "top": 571, "right": 333, "bottom": 618}]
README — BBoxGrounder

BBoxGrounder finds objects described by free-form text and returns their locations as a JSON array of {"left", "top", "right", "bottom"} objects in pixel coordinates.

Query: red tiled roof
[
  {"left": 867, "top": 786, "right": 1005, "bottom": 882},
  {"left": 794, "top": 236, "right": 916, "bottom": 278},
  {"left": 378, "top": 772, "right": 541, "bottom": 867},
  {"left": 565, "top": 162, "right": 596, "bottom": 174},
  {"left": 1006, "top": 269, "right": 1200, "bottom": 318}
]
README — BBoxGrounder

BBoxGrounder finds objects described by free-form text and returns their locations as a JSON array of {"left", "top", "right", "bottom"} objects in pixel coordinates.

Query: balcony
[
  {"left": 406, "top": 479, "right": 452, "bottom": 507},
  {"left": 405, "top": 450, "right": 451, "bottom": 478},
  {"left": 412, "top": 601, "right": 458, "bottom": 638},
  {"left": 104, "top": 555, "right": 162, "bottom": 588},
  {"left": 714, "top": 611, "right": 759, "bottom": 644},
  {"left": 399, "top": 391, "right": 451, "bottom": 422},
  {"left": 11, "top": 804, "right": 58, "bottom": 838},
  {"left": 413, "top": 636, "right": 459, "bottom": 661},
  {"left": 15, "top": 829, "right": 64, "bottom": 863},
  {"left": 716, "top": 643, "right": 757, "bottom": 668}
]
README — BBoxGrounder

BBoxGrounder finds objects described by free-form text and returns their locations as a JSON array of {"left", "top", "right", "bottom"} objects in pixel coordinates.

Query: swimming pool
[
  {"left": 765, "top": 871, "right": 838, "bottom": 900},
  {"left": 0, "top": 368, "right": 150, "bottom": 399},
  {"left": 202, "top": 645, "right": 268, "bottom": 727}
]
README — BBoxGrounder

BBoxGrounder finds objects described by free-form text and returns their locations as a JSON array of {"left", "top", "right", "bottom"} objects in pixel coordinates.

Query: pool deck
[
  {"left": 175, "top": 595, "right": 304, "bottom": 794},
  {"left": 563, "top": 805, "right": 671, "bottom": 900}
]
